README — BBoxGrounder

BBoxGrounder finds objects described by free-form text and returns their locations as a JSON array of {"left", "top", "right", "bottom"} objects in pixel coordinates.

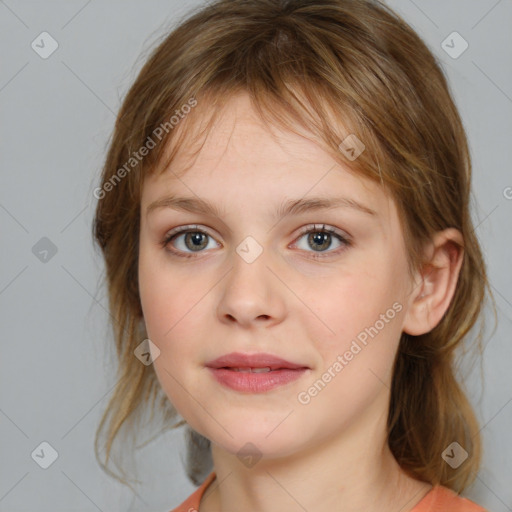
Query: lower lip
[{"left": 208, "top": 368, "right": 308, "bottom": 392}]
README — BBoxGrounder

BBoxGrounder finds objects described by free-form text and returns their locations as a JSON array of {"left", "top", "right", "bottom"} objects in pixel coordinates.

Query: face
[{"left": 138, "top": 92, "right": 415, "bottom": 460}]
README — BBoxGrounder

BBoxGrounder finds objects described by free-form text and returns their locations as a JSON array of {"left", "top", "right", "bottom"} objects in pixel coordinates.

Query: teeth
[{"left": 231, "top": 367, "right": 272, "bottom": 373}]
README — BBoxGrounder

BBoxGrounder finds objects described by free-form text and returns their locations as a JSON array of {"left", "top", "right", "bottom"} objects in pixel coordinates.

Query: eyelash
[{"left": 160, "top": 224, "right": 352, "bottom": 260}]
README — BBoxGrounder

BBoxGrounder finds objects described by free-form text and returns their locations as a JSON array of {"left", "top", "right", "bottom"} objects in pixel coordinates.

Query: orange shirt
[{"left": 169, "top": 472, "right": 488, "bottom": 512}]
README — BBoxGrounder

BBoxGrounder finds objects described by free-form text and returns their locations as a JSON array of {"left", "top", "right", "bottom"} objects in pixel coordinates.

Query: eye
[
  {"left": 291, "top": 224, "right": 351, "bottom": 259},
  {"left": 161, "top": 225, "right": 219, "bottom": 258}
]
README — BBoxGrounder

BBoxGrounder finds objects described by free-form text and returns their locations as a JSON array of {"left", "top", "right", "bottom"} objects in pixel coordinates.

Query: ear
[{"left": 403, "top": 228, "right": 464, "bottom": 336}]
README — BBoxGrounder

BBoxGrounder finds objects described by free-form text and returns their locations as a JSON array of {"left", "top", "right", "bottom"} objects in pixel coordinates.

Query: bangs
[{"left": 143, "top": 80, "right": 385, "bottom": 190}]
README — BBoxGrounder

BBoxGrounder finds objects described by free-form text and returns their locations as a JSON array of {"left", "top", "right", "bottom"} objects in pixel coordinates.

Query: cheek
[
  {"left": 138, "top": 261, "right": 206, "bottom": 417},
  {"left": 298, "top": 282, "right": 403, "bottom": 431},
  {"left": 310, "top": 262, "right": 406, "bottom": 383},
  {"left": 140, "top": 289, "right": 203, "bottom": 366},
  {"left": 139, "top": 248, "right": 198, "bottom": 340},
  {"left": 138, "top": 256, "right": 199, "bottom": 391},
  {"left": 316, "top": 263, "right": 404, "bottom": 338}
]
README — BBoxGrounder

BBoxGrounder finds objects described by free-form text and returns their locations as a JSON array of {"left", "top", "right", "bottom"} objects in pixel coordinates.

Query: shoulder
[
  {"left": 168, "top": 472, "right": 216, "bottom": 512},
  {"left": 412, "top": 485, "right": 488, "bottom": 512}
]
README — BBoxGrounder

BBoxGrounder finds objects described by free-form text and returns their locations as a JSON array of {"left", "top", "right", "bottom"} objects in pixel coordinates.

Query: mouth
[{"left": 205, "top": 352, "right": 310, "bottom": 392}]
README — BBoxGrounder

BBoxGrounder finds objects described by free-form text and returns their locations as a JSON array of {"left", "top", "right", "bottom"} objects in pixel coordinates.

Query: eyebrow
[{"left": 145, "top": 195, "right": 377, "bottom": 220}]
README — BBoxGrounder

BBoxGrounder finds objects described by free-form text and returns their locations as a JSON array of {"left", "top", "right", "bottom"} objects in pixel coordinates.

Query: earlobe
[{"left": 403, "top": 229, "right": 464, "bottom": 336}]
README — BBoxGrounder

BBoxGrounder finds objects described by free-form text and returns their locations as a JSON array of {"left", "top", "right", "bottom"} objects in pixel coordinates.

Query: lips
[
  {"left": 205, "top": 352, "right": 308, "bottom": 371},
  {"left": 205, "top": 352, "right": 309, "bottom": 392}
]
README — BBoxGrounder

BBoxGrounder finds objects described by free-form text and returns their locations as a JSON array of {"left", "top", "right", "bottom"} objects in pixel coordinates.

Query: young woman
[{"left": 92, "top": 1, "right": 491, "bottom": 510}]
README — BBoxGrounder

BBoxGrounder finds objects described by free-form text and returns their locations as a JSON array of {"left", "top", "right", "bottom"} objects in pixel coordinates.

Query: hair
[{"left": 92, "top": 0, "right": 493, "bottom": 495}]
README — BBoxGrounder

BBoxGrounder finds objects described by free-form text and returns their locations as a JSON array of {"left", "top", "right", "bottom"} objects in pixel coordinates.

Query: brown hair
[{"left": 92, "top": 0, "right": 492, "bottom": 493}]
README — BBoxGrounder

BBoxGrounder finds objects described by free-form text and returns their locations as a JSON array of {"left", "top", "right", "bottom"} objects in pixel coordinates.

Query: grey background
[{"left": 0, "top": 0, "right": 511, "bottom": 510}]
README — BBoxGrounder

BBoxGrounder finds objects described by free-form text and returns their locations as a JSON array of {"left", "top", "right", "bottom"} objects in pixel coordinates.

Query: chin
[{"left": 204, "top": 420, "right": 307, "bottom": 461}]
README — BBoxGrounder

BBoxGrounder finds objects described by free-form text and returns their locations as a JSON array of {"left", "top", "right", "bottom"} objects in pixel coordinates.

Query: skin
[{"left": 138, "top": 92, "right": 463, "bottom": 512}]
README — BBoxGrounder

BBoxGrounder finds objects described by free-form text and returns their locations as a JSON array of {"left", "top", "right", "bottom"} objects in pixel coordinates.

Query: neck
[{"left": 199, "top": 404, "right": 432, "bottom": 512}]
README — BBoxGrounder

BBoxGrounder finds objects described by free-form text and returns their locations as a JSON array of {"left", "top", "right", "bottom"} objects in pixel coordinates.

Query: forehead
[
  {"left": 141, "top": 92, "right": 394, "bottom": 222},
  {"left": 163, "top": 93, "right": 326, "bottom": 173}
]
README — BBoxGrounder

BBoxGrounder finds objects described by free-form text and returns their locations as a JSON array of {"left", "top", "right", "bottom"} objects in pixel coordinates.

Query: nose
[{"left": 216, "top": 243, "right": 287, "bottom": 329}]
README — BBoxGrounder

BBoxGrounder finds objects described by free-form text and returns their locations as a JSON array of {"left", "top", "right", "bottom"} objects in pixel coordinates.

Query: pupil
[
  {"left": 187, "top": 232, "right": 207, "bottom": 250},
  {"left": 310, "top": 232, "right": 329, "bottom": 251}
]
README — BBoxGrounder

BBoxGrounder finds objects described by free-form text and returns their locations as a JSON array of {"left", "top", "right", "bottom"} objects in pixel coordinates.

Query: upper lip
[{"left": 205, "top": 352, "right": 309, "bottom": 370}]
